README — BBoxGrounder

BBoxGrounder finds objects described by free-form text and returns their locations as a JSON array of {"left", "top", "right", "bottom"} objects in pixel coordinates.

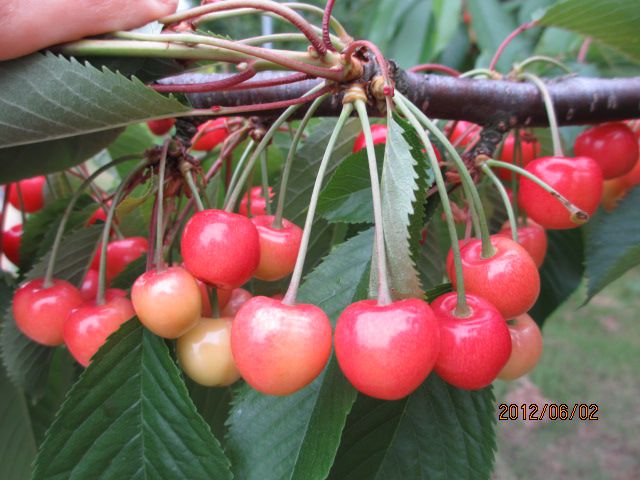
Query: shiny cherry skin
[
  {"left": 251, "top": 215, "right": 302, "bottom": 281},
  {"left": 9, "top": 176, "right": 46, "bottom": 213},
  {"left": 334, "top": 298, "right": 440, "bottom": 400},
  {"left": 177, "top": 317, "right": 240, "bottom": 387},
  {"left": 191, "top": 118, "right": 229, "bottom": 151},
  {"left": 518, "top": 156, "right": 603, "bottom": 230},
  {"left": 432, "top": 292, "right": 511, "bottom": 390},
  {"left": 497, "top": 218, "right": 548, "bottom": 268},
  {"left": 181, "top": 209, "right": 260, "bottom": 289},
  {"left": 86, "top": 201, "right": 115, "bottom": 226},
  {"left": 132, "top": 266, "right": 202, "bottom": 338},
  {"left": 147, "top": 118, "right": 175, "bottom": 136},
  {"left": 91, "top": 236, "right": 148, "bottom": 281},
  {"left": 80, "top": 269, "right": 100, "bottom": 301},
  {"left": 497, "top": 131, "right": 540, "bottom": 181},
  {"left": 2, "top": 224, "right": 22, "bottom": 265},
  {"left": 231, "top": 296, "right": 332, "bottom": 395},
  {"left": 447, "top": 120, "right": 479, "bottom": 146},
  {"left": 239, "top": 186, "right": 273, "bottom": 217},
  {"left": 446, "top": 235, "right": 540, "bottom": 319},
  {"left": 220, "top": 288, "right": 252, "bottom": 317},
  {"left": 498, "top": 313, "right": 543, "bottom": 380},
  {"left": 574, "top": 122, "right": 639, "bottom": 179},
  {"left": 63, "top": 289, "right": 134, "bottom": 367},
  {"left": 12, "top": 278, "right": 84, "bottom": 346},
  {"left": 353, "top": 124, "right": 388, "bottom": 153}
]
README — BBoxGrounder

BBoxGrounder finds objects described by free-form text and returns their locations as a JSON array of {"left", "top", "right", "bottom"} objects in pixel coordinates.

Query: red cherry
[
  {"left": 195, "top": 278, "right": 232, "bottom": 317},
  {"left": 497, "top": 218, "right": 548, "bottom": 268},
  {"left": 446, "top": 235, "right": 540, "bottom": 319},
  {"left": 2, "top": 224, "right": 22, "bottom": 265},
  {"left": 518, "top": 156, "right": 603, "bottom": 230},
  {"left": 239, "top": 186, "right": 273, "bottom": 217},
  {"left": 621, "top": 146, "right": 640, "bottom": 188},
  {"left": 353, "top": 124, "right": 388, "bottom": 153},
  {"left": 191, "top": 118, "right": 229, "bottom": 151},
  {"left": 497, "top": 131, "right": 540, "bottom": 181},
  {"left": 91, "top": 237, "right": 148, "bottom": 281},
  {"left": 231, "top": 296, "right": 332, "bottom": 395},
  {"left": 250, "top": 215, "right": 302, "bottom": 281},
  {"left": 334, "top": 298, "right": 440, "bottom": 400},
  {"left": 432, "top": 292, "right": 511, "bottom": 390},
  {"left": 63, "top": 289, "right": 134, "bottom": 367},
  {"left": 574, "top": 122, "right": 639, "bottom": 179},
  {"left": 80, "top": 269, "right": 100, "bottom": 301},
  {"left": 132, "top": 266, "right": 201, "bottom": 338},
  {"left": 181, "top": 209, "right": 260, "bottom": 289},
  {"left": 447, "top": 120, "right": 479, "bottom": 147},
  {"left": 498, "top": 313, "right": 543, "bottom": 380},
  {"left": 220, "top": 288, "right": 252, "bottom": 317},
  {"left": 601, "top": 178, "right": 627, "bottom": 211},
  {"left": 147, "top": 118, "right": 175, "bottom": 136},
  {"left": 9, "top": 176, "right": 46, "bottom": 213},
  {"left": 86, "top": 201, "right": 115, "bottom": 226},
  {"left": 12, "top": 278, "right": 84, "bottom": 346}
]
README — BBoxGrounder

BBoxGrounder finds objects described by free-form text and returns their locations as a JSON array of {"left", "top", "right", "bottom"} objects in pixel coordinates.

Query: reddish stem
[
  {"left": 152, "top": 64, "right": 256, "bottom": 93},
  {"left": 147, "top": 194, "right": 158, "bottom": 272},
  {"left": 343, "top": 40, "right": 393, "bottom": 96},
  {"left": 409, "top": 63, "right": 461, "bottom": 76},
  {"left": 489, "top": 20, "right": 537, "bottom": 72},
  {"left": 322, "top": 0, "right": 337, "bottom": 52},
  {"left": 226, "top": 72, "right": 310, "bottom": 90},
  {"left": 577, "top": 37, "right": 592, "bottom": 63}
]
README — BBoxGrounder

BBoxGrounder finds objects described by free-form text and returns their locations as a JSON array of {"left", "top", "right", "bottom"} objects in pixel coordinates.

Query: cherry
[
  {"left": 353, "top": 124, "right": 387, "bottom": 153},
  {"left": 181, "top": 209, "right": 260, "bottom": 289},
  {"left": 432, "top": 292, "right": 511, "bottom": 390},
  {"left": 446, "top": 235, "right": 540, "bottom": 319},
  {"left": 147, "top": 118, "right": 175, "bottom": 136},
  {"left": 12, "top": 278, "right": 84, "bottom": 346},
  {"left": 574, "top": 122, "right": 639, "bottom": 179},
  {"left": 191, "top": 118, "right": 229, "bottom": 151},
  {"left": 220, "top": 288, "right": 252, "bottom": 317},
  {"left": 177, "top": 317, "right": 240, "bottom": 387},
  {"left": 601, "top": 178, "right": 627, "bottom": 211},
  {"left": 334, "top": 298, "right": 440, "bottom": 400},
  {"left": 497, "top": 218, "right": 548, "bottom": 268},
  {"left": 447, "top": 120, "right": 479, "bottom": 147},
  {"left": 80, "top": 269, "right": 100, "bottom": 301},
  {"left": 497, "top": 131, "right": 540, "bottom": 181},
  {"left": 251, "top": 215, "right": 302, "bottom": 281},
  {"left": 239, "top": 186, "right": 273, "bottom": 217},
  {"left": 9, "top": 176, "right": 46, "bottom": 213},
  {"left": 231, "top": 296, "right": 332, "bottom": 395},
  {"left": 91, "top": 236, "right": 148, "bottom": 282},
  {"left": 86, "top": 201, "right": 115, "bottom": 226},
  {"left": 63, "top": 289, "right": 134, "bottom": 367},
  {"left": 621, "top": 147, "right": 640, "bottom": 187},
  {"left": 132, "top": 266, "right": 201, "bottom": 339},
  {"left": 498, "top": 313, "right": 543, "bottom": 381},
  {"left": 517, "top": 156, "right": 603, "bottom": 230},
  {"left": 2, "top": 224, "right": 22, "bottom": 265},
  {"left": 195, "top": 278, "right": 232, "bottom": 317}
]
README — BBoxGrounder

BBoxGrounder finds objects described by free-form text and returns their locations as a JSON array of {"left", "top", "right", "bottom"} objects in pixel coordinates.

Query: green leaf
[
  {"left": 111, "top": 255, "right": 148, "bottom": 291},
  {"left": 0, "top": 53, "right": 188, "bottom": 149},
  {"left": 329, "top": 374, "right": 496, "bottom": 480},
  {"left": 33, "top": 319, "right": 232, "bottom": 480},
  {"left": 108, "top": 124, "right": 156, "bottom": 161},
  {"left": 226, "top": 228, "right": 374, "bottom": 480},
  {"left": 585, "top": 189, "right": 640, "bottom": 301},
  {"left": 416, "top": 221, "right": 445, "bottom": 290},
  {"left": 539, "top": 0, "right": 640, "bottom": 63},
  {"left": 385, "top": 0, "right": 432, "bottom": 67},
  {"left": 187, "top": 382, "right": 232, "bottom": 444},
  {"left": 430, "top": 0, "right": 464, "bottom": 59}
]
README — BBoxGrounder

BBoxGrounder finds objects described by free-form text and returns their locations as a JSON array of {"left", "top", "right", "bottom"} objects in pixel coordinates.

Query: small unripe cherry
[
  {"left": 574, "top": 122, "right": 639, "bottom": 179},
  {"left": 2, "top": 224, "right": 22, "bottom": 265},
  {"left": 191, "top": 118, "right": 229, "bottom": 151},
  {"left": 447, "top": 120, "right": 479, "bottom": 147},
  {"left": 353, "top": 124, "right": 387, "bottom": 153},
  {"left": 13, "top": 278, "right": 84, "bottom": 346},
  {"left": 9, "top": 176, "right": 46, "bottom": 213},
  {"left": 239, "top": 186, "right": 273, "bottom": 217},
  {"left": 177, "top": 317, "right": 240, "bottom": 387},
  {"left": 498, "top": 313, "right": 543, "bottom": 381},
  {"left": 147, "top": 118, "right": 176, "bottom": 136},
  {"left": 251, "top": 215, "right": 302, "bottom": 281},
  {"left": 497, "top": 218, "right": 548, "bottom": 268},
  {"left": 601, "top": 178, "right": 628, "bottom": 211},
  {"left": 132, "top": 266, "right": 201, "bottom": 339}
]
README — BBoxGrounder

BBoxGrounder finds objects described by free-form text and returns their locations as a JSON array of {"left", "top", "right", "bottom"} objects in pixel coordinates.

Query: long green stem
[
  {"left": 272, "top": 94, "right": 326, "bottom": 228},
  {"left": 225, "top": 139, "right": 256, "bottom": 206},
  {"left": 394, "top": 95, "right": 470, "bottom": 316},
  {"left": 15, "top": 184, "right": 27, "bottom": 225},
  {"left": 396, "top": 91, "right": 495, "bottom": 258},
  {"left": 259, "top": 150, "right": 271, "bottom": 215},
  {"left": 181, "top": 164, "right": 205, "bottom": 212},
  {"left": 43, "top": 155, "right": 142, "bottom": 288},
  {"left": 516, "top": 55, "right": 572, "bottom": 74},
  {"left": 480, "top": 163, "right": 518, "bottom": 242},
  {"left": 155, "top": 142, "right": 169, "bottom": 269},
  {"left": 354, "top": 100, "right": 392, "bottom": 306},
  {"left": 520, "top": 73, "right": 563, "bottom": 157},
  {"left": 282, "top": 103, "right": 353, "bottom": 306},
  {"left": 484, "top": 159, "right": 589, "bottom": 223}
]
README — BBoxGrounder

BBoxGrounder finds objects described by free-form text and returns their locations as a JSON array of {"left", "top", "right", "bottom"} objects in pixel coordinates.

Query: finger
[{"left": 0, "top": 0, "right": 178, "bottom": 61}]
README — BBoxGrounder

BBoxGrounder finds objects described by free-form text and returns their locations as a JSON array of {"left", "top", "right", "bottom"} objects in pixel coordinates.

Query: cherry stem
[
  {"left": 282, "top": 102, "right": 353, "bottom": 306},
  {"left": 224, "top": 71, "right": 310, "bottom": 90},
  {"left": 240, "top": 33, "right": 342, "bottom": 50},
  {"left": 224, "top": 83, "right": 327, "bottom": 212},
  {"left": 520, "top": 72, "right": 564, "bottom": 157},
  {"left": 152, "top": 65, "right": 256, "bottom": 93},
  {"left": 394, "top": 94, "right": 470, "bottom": 316},
  {"left": 408, "top": 64, "right": 461, "bottom": 76},
  {"left": 459, "top": 68, "right": 498, "bottom": 79},
  {"left": 225, "top": 139, "right": 256, "bottom": 207},
  {"left": 44, "top": 155, "right": 142, "bottom": 288},
  {"left": 343, "top": 40, "right": 393, "bottom": 97},
  {"left": 489, "top": 20, "right": 537, "bottom": 72},
  {"left": 354, "top": 99, "right": 392, "bottom": 306},
  {"left": 155, "top": 141, "right": 169, "bottom": 270},
  {"left": 396, "top": 91, "right": 496, "bottom": 258},
  {"left": 484, "top": 158, "right": 589, "bottom": 224},
  {"left": 15, "top": 184, "right": 27, "bottom": 225},
  {"left": 322, "top": 0, "right": 337, "bottom": 52},
  {"left": 0, "top": 185, "right": 10, "bottom": 260},
  {"left": 516, "top": 56, "right": 572, "bottom": 74},
  {"left": 272, "top": 93, "right": 327, "bottom": 229},
  {"left": 259, "top": 150, "right": 271, "bottom": 215},
  {"left": 180, "top": 163, "right": 205, "bottom": 212},
  {"left": 511, "top": 128, "right": 522, "bottom": 221},
  {"left": 480, "top": 163, "right": 518, "bottom": 243},
  {"left": 283, "top": 2, "right": 351, "bottom": 41},
  {"left": 577, "top": 37, "right": 592, "bottom": 63}
]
